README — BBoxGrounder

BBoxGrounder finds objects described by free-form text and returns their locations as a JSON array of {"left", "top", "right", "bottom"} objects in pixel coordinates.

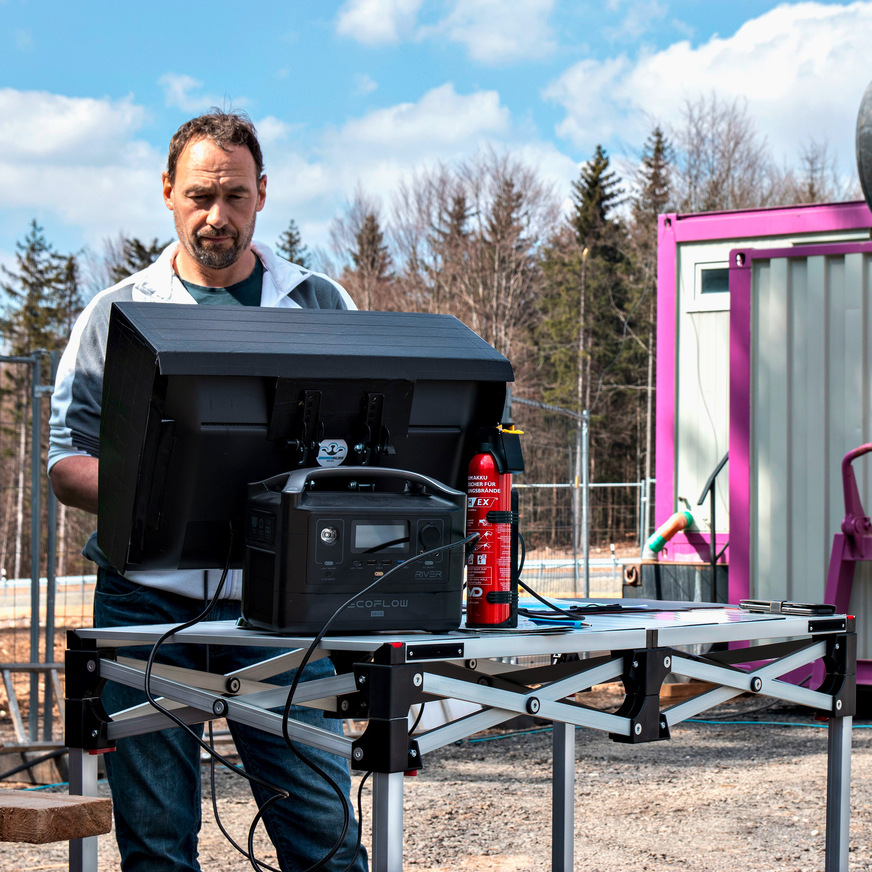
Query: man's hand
[{"left": 49, "top": 455, "right": 99, "bottom": 514}]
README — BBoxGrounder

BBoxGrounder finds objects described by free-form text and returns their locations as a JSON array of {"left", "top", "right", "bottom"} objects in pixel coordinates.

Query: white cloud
[
  {"left": 336, "top": 0, "right": 556, "bottom": 64},
  {"left": 604, "top": 0, "right": 668, "bottom": 41},
  {"left": 0, "top": 90, "right": 168, "bottom": 249},
  {"left": 425, "top": 0, "right": 557, "bottom": 64},
  {"left": 544, "top": 1, "right": 872, "bottom": 174},
  {"left": 159, "top": 73, "right": 247, "bottom": 114},
  {"left": 336, "top": 83, "right": 509, "bottom": 149},
  {"left": 0, "top": 89, "right": 146, "bottom": 164},
  {"left": 160, "top": 74, "right": 203, "bottom": 111},
  {"left": 511, "top": 140, "right": 579, "bottom": 199},
  {"left": 254, "top": 116, "right": 298, "bottom": 150},
  {"left": 259, "top": 85, "right": 513, "bottom": 228},
  {"left": 335, "top": 0, "right": 423, "bottom": 45},
  {"left": 0, "top": 81, "right": 574, "bottom": 271},
  {"left": 254, "top": 83, "right": 567, "bottom": 252},
  {"left": 1, "top": 159, "right": 165, "bottom": 233}
]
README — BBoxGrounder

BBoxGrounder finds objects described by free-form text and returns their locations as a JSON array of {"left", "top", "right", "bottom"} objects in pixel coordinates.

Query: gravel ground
[{"left": 2, "top": 689, "right": 871, "bottom": 872}]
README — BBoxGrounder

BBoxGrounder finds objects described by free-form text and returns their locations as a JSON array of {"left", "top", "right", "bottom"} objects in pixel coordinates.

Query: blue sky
[{"left": 1, "top": 0, "right": 870, "bottom": 276}]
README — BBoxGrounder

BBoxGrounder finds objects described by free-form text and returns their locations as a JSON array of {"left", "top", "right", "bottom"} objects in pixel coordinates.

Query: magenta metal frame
[
  {"left": 655, "top": 201, "right": 872, "bottom": 574},
  {"left": 727, "top": 237, "right": 872, "bottom": 606},
  {"left": 817, "top": 444, "right": 872, "bottom": 685}
]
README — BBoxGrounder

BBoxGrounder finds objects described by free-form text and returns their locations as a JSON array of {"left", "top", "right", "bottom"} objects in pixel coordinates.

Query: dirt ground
[{"left": 1, "top": 681, "right": 871, "bottom": 872}]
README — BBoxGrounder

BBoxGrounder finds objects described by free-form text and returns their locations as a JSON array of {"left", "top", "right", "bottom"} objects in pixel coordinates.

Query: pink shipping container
[{"left": 651, "top": 200, "right": 872, "bottom": 680}]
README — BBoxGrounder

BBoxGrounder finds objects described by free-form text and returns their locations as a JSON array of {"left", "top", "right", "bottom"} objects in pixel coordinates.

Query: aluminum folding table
[{"left": 65, "top": 604, "right": 855, "bottom": 871}]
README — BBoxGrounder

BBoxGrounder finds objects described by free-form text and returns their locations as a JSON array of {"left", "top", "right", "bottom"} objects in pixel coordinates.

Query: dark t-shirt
[{"left": 181, "top": 258, "right": 264, "bottom": 306}]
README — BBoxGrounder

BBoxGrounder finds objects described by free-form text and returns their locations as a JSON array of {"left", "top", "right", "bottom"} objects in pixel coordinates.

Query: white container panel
[
  {"left": 675, "top": 243, "right": 731, "bottom": 532},
  {"left": 750, "top": 251, "right": 872, "bottom": 664}
]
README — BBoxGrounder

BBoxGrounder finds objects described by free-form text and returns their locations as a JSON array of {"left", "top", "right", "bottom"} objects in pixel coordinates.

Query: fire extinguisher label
[
  {"left": 465, "top": 451, "right": 512, "bottom": 626},
  {"left": 467, "top": 566, "right": 492, "bottom": 584}
]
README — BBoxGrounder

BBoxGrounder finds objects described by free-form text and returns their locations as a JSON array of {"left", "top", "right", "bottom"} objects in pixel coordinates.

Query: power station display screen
[{"left": 352, "top": 522, "right": 409, "bottom": 553}]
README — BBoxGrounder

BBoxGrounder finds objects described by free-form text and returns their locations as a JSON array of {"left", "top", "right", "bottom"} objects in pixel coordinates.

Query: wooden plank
[
  {"left": 0, "top": 791, "right": 111, "bottom": 844},
  {"left": 659, "top": 680, "right": 716, "bottom": 701},
  {"left": 0, "top": 742, "right": 66, "bottom": 754}
]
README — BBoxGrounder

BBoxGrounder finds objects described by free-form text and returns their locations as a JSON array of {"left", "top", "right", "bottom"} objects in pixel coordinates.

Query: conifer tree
[
  {"left": 629, "top": 127, "right": 674, "bottom": 508},
  {"left": 570, "top": 145, "right": 624, "bottom": 258},
  {"left": 276, "top": 219, "right": 311, "bottom": 269},
  {"left": 388, "top": 153, "right": 556, "bottom": 381},
  {"left": 0, "top": 221, "right": 85, "bottom": 579},
  {"left": 424, "top": 191, "right": 472, "bottom": 314},
  {"left": 537, "top": 146, "right": 643, "bottom": 484},
  {"left": 479, "top": 173, "right": 537, "bottom": 357},
  {"left": 353, "top": 213, "right": 391, "bottom": 281},
  {"left": 108, "top": 237, "right": 170, "bottom": 284},
  {"left": 57, "top": 254, "right": 84, "bottom": 339},
  {"left": 350, "top": 212, "right": 393, "bottom": 310},
  {"left": 633, "top": 127, "right": 673, "bottom": 242},
  {"left": 539, "top": 147, "right": 629, "bottom": 410},
  {"left": 0, "top": 220, "right": 78, "bottom": 356}
]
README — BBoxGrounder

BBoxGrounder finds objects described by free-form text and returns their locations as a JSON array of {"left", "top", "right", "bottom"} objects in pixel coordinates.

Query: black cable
[
  {"left": 282, "top": 532, "right": 480, "bottom": 726},
  {"left": 517, "top": 530, "right": 526, "bottom": 577},
  {"left": 0, "top": 746, "right": 68, "bottom": 781},
  {"left": 247, "top": 794, "right": 287, "bottom": 872},
  {"left": 363, "top": 537, "right": 410, "bottom": 553},
  {"left": 349, "top": 771, "right": 372, "bottom": 872},
  {"left": 145, "top": 529, "right": 476, "bottom": 872},
  {"left": 205, "top": 721, "right": 282, "bottom": 872},
  {"left": 409, "top": 703, "right": 426, "bottom": 736},
  {"left": 273, "top": 731, "right": 349, "bottom": 872},
  {"left": 278, "top": 532, "right": 480, "bottom": 872},
  {"left": 515, "top": 577, "right": 615, "bottom": 620},
  {"left": 202, "top": 573, "right": 255, "bottom": 862},
  {"left": 514, "top": 533, "right": 622, "bottom": 621},
  {"left": 142, "top": 535, "right": 292, "bottom": 802},
  {"left": 141, "top": 544, "right": 301, "bottom": 871}
]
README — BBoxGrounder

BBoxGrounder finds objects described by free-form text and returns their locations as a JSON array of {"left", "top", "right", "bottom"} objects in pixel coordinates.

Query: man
[{"left": 49, "top": 110, "right": 368, "bottom": 872}]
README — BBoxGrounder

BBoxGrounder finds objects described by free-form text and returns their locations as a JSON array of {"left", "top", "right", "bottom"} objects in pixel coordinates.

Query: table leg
[
  {"left": 68, "top": 748, "right": 100, "bottom": 872},
  {"left": 825, "top": 715, "right": 852, "bottom": 872},
  {"left": 552, "top": 722, "right": 575, "bottom": 872},
  {"left": 371, "top": 771, "right": 404, "bottom": 872}
]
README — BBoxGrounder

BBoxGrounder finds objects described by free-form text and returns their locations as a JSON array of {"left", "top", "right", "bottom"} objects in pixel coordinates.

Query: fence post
[
  {"left": 572, "top": 434, "right": 580, "bottom": 596},
  {"left": 43, "top": 351, "right": 59, "bottom": 740},
  {"left": 28, "top": 354, "right": 41, "bottom": 740},
  {"left": 638, "top": 478, "right": 645, "bottom": 552}
]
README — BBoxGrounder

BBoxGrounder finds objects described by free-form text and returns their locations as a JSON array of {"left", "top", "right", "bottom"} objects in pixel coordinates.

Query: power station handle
[{"left": 280, "top": 465, "right": 466, "bottom": 500}]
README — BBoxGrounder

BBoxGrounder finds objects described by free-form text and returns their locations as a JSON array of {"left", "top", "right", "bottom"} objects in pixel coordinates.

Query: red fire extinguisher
[{"left": 465, "top": 426, "right": 523, "bottom": 628}]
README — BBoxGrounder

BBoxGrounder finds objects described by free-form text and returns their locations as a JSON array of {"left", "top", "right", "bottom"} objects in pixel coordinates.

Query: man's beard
[{"left": 179, "top": 213, "right": 257, "bottom": 272}]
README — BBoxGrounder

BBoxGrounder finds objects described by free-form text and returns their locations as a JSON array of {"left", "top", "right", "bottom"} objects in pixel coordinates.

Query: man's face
[{"left": 163, "top": 138, "right": 267, "bottom": 275}]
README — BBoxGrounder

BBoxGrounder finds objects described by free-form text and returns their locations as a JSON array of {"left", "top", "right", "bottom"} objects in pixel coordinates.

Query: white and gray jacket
[{"left": 48, "top": 240, "right": 355, "bottom": 599}]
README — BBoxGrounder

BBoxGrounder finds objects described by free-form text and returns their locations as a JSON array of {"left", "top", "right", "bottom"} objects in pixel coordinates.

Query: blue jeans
[{"left": 94, "top": 568, "right": 368, "bottom": 872}]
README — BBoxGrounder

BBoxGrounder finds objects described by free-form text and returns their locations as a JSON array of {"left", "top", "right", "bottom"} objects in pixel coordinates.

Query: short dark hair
[{"left": 166, "top": 108, "right": 264, "bottom": 184}]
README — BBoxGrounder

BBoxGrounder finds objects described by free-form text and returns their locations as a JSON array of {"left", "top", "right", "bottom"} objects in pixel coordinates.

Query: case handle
[{"left": 280, "top": 465, "right": 465, "bottom": 500}]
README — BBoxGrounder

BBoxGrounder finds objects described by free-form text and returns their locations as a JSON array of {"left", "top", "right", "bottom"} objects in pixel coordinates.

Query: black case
[{"left": 97, "top": 304, "right": 513, "bottom": 574}]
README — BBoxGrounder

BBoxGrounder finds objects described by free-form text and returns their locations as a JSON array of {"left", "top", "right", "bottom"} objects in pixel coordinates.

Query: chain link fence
[{"left": 516, "top": 480, "right": 652, "bottom": 600}]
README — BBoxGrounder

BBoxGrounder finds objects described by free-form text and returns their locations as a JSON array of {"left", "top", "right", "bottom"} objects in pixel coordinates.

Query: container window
[{"left": 700, "top": 267, "right": 730, "bottom": 294}]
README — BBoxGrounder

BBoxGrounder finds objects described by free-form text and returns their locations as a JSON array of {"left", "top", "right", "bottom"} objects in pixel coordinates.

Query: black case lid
[{"left": 109, "top": 303, "right": 514, "bottom": 381}]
